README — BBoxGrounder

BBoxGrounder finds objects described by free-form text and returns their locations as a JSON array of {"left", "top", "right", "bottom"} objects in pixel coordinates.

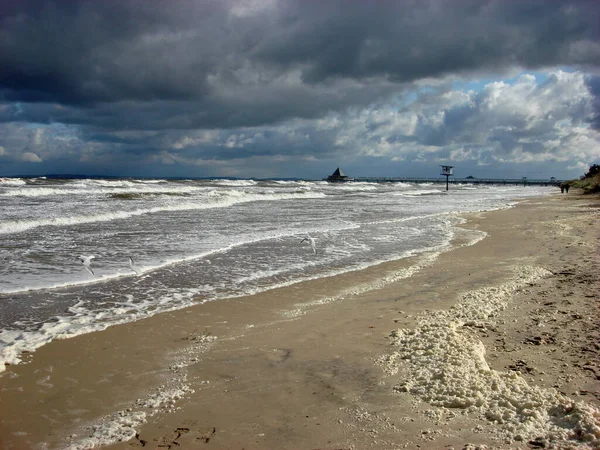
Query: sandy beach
[{"left": 1, "top": 192, "right": 599, "bottom": 450}]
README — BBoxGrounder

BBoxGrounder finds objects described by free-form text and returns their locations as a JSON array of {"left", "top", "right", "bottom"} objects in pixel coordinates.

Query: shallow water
[{"left": 0, "top": 177, "right": 552, "bottom": 369}]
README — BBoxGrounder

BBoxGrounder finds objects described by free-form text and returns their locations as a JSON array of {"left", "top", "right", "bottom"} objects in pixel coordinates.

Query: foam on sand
[
  {"left": 65, "top": 333, "right": 217, "bottom": 449},
  {"left": 378, "top": 266, "right": 600, "bottom": 448}
]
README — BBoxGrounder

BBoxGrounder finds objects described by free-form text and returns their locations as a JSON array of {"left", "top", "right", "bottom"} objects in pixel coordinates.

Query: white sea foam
[
  {"left": 211, "top": 179, "right": 258, "bottom": 186},
  {"left": 0, "top": 287, "right": 205, "bottom": 372},
  {"left": 271, "top": 180, "right": 315, "bottom": 186},
  {"left": 397, "top": 189, "right": 447, "bottom": 196},
  {"left": 132, "top": 179, "right": 167, "bottom": 183},
  {"left": 378, "top": 266, "right": 600, "bottom": 448},
  {"left": 64, "top": 381, "right": 197, "bottom": 449},
  {"left": 389, "top": 182, "right": 414, "bottom": 189},
  {"left": 66, "top": 410, "right": 147, "bottom": 449},
  {"left": 0, "top": 177, "right": 27, "bottom": 186},
  {"left": 88, "top": 179, "right": 137, "bottom": 187}
]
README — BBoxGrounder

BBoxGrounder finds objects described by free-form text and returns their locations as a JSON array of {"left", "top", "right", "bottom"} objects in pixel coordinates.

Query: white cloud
[
  {"left": 449, "top": 147, "right": 475, "bottom": 161},
  {"left": 20, "top": 152, "right": 42, "bottom": 162},
  {"left": 229, "top": 0, "right": 279, "bottom": 18},
  {"left": 171, "top": 131, "right": 219, "bottom": 149}
]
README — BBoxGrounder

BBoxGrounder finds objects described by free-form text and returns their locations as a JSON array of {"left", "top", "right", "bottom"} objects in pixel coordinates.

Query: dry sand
[{"left": 0, "top": 192, "right": 598, "bottom": 450}]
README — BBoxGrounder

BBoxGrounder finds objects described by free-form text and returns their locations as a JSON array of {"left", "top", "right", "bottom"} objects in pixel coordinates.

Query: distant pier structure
[
  {"left": 323, "top": 167, "right": 559, "bottom": 186},
  {"left": 326, "top": 167, "right": 354, "bottom": 182}
]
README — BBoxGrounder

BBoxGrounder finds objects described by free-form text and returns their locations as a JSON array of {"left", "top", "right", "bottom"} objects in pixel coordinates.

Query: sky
[{"left": 1, "top": 0, "right": 600, "bottom": 180}]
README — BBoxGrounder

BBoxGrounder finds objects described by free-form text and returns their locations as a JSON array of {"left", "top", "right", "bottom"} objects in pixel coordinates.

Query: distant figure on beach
[
  {"left": 560, "top": 185, "right": 564, "bottom": 193},
  {"left": 560, "top": 183, "right": 569, "bottom": 193},
  {"left": 565, "top": 184, "right": 570, "bottom": 193}
]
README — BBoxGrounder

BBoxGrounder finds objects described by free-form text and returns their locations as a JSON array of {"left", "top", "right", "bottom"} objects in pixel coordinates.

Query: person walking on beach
[
  {"left": 565, "top": 183, "right": 570, "bottom": 193},
  {"left": 560, "top": 184, "right": 565, "bottom": 193}
]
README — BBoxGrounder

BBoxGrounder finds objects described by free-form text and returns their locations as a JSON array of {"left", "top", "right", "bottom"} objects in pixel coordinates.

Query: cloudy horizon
[{"left": 1, "top": 0, "right": 599, "bottom": 180}]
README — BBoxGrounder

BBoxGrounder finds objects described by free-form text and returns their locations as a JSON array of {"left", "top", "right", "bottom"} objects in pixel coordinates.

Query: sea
[{"left": 0, "top": 176, "right": 552, "bottom": 371}]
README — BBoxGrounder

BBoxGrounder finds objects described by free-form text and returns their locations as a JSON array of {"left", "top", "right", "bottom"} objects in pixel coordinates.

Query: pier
[
  {"left": 324, "top": 167, "right": 560, "bottom": 186},
  {"left": 342, "top": 177, "right": 560, "bottom": 186}
]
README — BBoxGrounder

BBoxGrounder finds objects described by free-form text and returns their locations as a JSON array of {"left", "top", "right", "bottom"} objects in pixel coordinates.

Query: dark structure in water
[{"left": 326, "top": 167, "right": 353, "bottom": 182}]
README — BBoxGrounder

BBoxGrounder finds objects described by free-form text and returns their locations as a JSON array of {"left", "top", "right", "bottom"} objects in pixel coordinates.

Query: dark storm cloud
[
  {"left": 1, "top": 0, "right": 599, "bottom": 132},
  {"left": 0, "top": 0, "right": 224, "bottom": 105},
  {"left": 257, "top": 0, "right": 600, "bottom": 83},
  {"left": 1, "top": 83, "right": 400, "bottom": 131},
  {"left": 1, "top": 0, "right": 599, "bottom": 179}
]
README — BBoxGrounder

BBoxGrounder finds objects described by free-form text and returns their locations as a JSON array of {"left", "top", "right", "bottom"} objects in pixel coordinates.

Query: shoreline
[
  {"left": 1, "top": 192, "right": 598, "bottom": 449},
  {"left": 0, "top": 202, "right": 479, "bottom": 373}
]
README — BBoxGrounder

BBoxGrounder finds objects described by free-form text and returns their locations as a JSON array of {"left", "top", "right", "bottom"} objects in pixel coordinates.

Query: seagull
[
  {"left": 300, "top": 233, "right": 317, "bottom": 254},
  {"left": 128, "top": 256, "right": 142, "bottom": 275},
  {"left": 79, "top": 255, "right": 95, "bottom": 275}
]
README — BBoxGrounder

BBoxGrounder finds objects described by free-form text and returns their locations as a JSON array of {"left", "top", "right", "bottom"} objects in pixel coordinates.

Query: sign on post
[
  {"left": 440, "top": 165, "right": 454, "bottom": 191},
  {"left": 440, "top": 166, "right": 454, "bottom": 176}
]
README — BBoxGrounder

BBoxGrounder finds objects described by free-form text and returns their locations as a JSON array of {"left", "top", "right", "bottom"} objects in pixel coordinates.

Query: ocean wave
[
  {"left": 389, "top": 182, "right": 415, "bottom": 189},
  {"left": 132, "top": 179, "right": 168, "bottom": 184},
  {"left": 0, "top": 269, "right": 142, "bottom": 294},
  {"left": 0, "top": 177, "right": 27, "bottom": 186},
  {"left": 396, "top": 189, "right": 446, "bottom": 196},
  {"left": 210, "top": 179, "right": 258, "bottom": 186},
  {"left": 0, "top": 225, "right": 321, "bottom": 294},
  {"left": 88, "top": 179, "right": 139, "bottom": 187},
  {"left": 324, "top": 183, "right": 379, "bottom": 191},
  {"left": 0, "top": 190, "right": 327, "bottom": 235},
  {"left": 0, "top": 185, "right": 207, "bottom": 197},
  {"left": 270, "top": 180, "right": 317, "bottom": 186}
]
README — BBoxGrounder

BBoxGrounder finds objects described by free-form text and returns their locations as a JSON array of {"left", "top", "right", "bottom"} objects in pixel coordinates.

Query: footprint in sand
[
  {"left": 265, "top": 347, "right": 292, "bottom": 364},
  {"left": 131, "top": 425, "right": 216, "bottom": 448},
  {"left": 196, "top": 426, "right": 216, "bottom": 443}
]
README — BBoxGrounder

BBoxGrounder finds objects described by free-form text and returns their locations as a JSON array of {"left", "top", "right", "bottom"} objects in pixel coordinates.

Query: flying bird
[
  {"left": 300, "top": 233, "right": 317, "bottom": 254},
  {"left": 79, "top": 255, "right": 95, "bottom": 275},
  {"left": 128, "top": 257, "right": 142, "bottom": 275}
]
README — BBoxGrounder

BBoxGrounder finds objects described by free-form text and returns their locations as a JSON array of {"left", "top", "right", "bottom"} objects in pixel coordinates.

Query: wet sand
[{"left": 1, "top": 192, "right": 598, "bottom": 449}]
